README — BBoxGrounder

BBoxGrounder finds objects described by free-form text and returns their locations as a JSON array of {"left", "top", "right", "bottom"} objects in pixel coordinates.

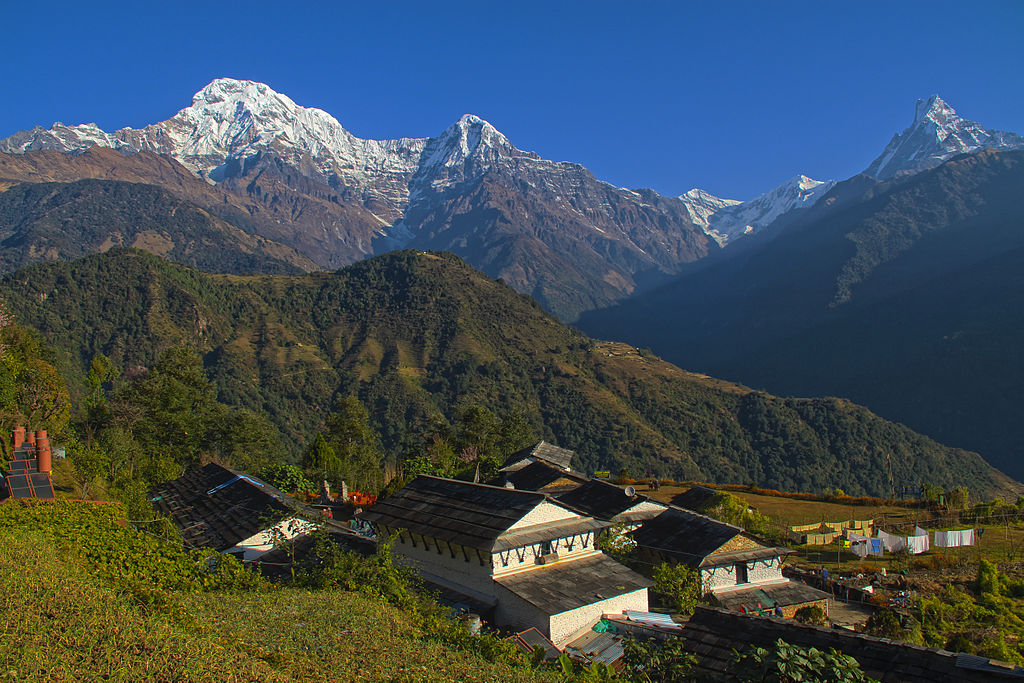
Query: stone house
[
  {"left": 631, "top": 506, "right": 829, "bottom": 618},
  {"left": 359, "top": 475, "right": 651, "bottom": 645}
]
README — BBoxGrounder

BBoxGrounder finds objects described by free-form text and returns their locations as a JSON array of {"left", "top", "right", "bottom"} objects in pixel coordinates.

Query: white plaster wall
[
  {"left": 747, "top": 556, "right": 784, "bottom": 584},
  {"left": 507, "top": 501, "right": 579, "bottom": 530},
  {"left": 389, "top": 530, "right": 495, "bottom": 597},
  {"left": 705, "top": 556, "right": 785, "bottom": 593},
  {"left": 492, "top": 533, "right": 599, "bottom": 576},
  {"left": 548, "top": 588, "right": 649, "bottom": 645},
  {"left": 493, "top": 583, "right": 553, "bottom": 636},
  {"left": 231, "top": 517, "right": 317, "bottom": 562}
]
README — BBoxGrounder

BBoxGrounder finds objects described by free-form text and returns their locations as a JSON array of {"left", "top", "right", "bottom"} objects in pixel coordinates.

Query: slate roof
[
  {"left": 630, "top": 506, "right": 744, "bottom": 566},
  {"left": 361, "top": 475, "right": 602, "bottom": 551},
  {"left": 671, "top": 484, "right": 720, "bottom": 512},
  {"left": 150, "top": 463, "right": 301, "bottom": 551},
  {"left": 677, "top": 605, "right": 1024, "bottom": 682},
  {"left": 713, "top": 581, "right": 830, "bottom": 612},
  {"left": 489, "top": 460, "right": 588, "bottom": 493},
  {"left": 494, "top": 554, "right": 652, "bottom": 615},
  {"left": 502, "top": 441, "right": 575, "bottom": 471},
  {"left": 555, "top": 479, "right": 665, "bottom": 522}
]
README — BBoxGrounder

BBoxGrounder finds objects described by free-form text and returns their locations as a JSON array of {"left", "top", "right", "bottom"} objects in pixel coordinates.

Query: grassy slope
[
  {"left": 0, "top": 248, "right": 1017, "bottom": 498},
  {"left": 0, "top": 504, "right": 549, "bottom": 683}
]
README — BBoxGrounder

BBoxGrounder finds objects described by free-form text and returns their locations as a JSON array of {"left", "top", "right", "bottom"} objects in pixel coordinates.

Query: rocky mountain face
[
  {"left": 0, "top": 79, "right": 716, "bottom": 319},
  {"left": 580, "top": 149, "right": 1024, "bottom": 481},
  {"left": 0, "top": 179, "right": 318, "bottom": 275},
  {"left": 865, "top": 95, "right": 1024, "bottom": 180}
]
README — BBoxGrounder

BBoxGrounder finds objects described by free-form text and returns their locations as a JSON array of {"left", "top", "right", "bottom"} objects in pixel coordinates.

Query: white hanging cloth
[
  {"left": 878, "top": 529, "right": 907, "bottom": 553},
  {"left": 935, "top": 528, "right": 975, "bottom": 548}
]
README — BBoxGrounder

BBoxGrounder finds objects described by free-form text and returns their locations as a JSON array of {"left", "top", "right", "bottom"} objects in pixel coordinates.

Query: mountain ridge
[
  {"left": 578, "top": 149, "right": 1024, "bottom": 481},
  {"left": 0, "top": 78, "right": 719, "bottom": 320},
  {"left": 0, "top": 247, "right": 1018, "bottom": 499}
]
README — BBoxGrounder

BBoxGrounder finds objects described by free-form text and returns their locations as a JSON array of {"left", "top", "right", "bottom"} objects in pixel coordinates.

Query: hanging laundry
[
  {"left": 935, "top": 528, "right": 975, "bottom": 547},
  {"left": 879, "top": 529, "right": 908, "bottom": 553},
  {"left": 849, "top": 532, "right": 870, "bottom": 558},
  {"left": 907, "top": 534, "right": 928, "bottom": 555},
  {"left": 869, "top": 538, "right": 885, "bottom": 557},
  {"left": 934, "top": 530, "right": 948, "bottom": 547}
]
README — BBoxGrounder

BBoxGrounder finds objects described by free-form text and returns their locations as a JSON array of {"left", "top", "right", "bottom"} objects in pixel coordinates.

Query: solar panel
[
  {"left": 8, "top": 459, "right": 36, "bottom": 472},
  {"left": 6, "top": 474, "right": 32, "bottom": 498},
  {"left": 12, "top": 447, "right": 34, "bottom": 461},
  {"left": 29, "top": 474, "right": 54, "bottom": 499}
]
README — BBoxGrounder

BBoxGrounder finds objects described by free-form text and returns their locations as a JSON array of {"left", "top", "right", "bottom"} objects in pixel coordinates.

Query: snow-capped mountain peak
[
  {"left": 865, "top": 95, "right": 1024, "bottom": 180},
  {"left": 686, "top": 175, "right": 835, "bottom": 246},
  {"left": 677, "top": 189, "right": 741, "bottom": 235},
  {"left": 914, "top": 94, "right": 955, "bottom": 125}
]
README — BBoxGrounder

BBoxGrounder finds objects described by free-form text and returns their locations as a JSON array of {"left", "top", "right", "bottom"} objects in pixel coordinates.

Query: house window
[{"left": 735, "top": 562, "right": 748, "bottom": 585}]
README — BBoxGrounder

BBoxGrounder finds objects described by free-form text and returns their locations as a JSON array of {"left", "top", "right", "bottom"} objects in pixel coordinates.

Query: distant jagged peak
[
  {"left": 192, "top": 77, "right": 283, "bottom": 106},
  {"left": 865, "top": 95, "right": 1024, "bottom": 180},
  {"left": 442, "top": 113, "right": 513, "bottom": 153},
  {"left": 681, "top": 188, "right": 740, "bottom": 205},
  {"left": 914, "top": 94, "right": 956, "bottom": 125},
  {"left": 694, "top": 174, "right": 835, "bottom": 246}
]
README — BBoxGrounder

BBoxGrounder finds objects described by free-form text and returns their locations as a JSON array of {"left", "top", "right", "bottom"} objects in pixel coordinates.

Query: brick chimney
[
  {"left": 36, "top": 430, "right": 51, "bottom": 474},
  {"left": 26, "top": 430, "right": 35, "bottom": 446},
  {"left": 12, "top": 426, "right": 24, "bottom": 450}
]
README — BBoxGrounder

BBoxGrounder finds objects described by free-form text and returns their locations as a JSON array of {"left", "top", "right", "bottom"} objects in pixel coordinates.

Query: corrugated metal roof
[{"left": 622, "top": 610, "right": 682, "bottom": 630}]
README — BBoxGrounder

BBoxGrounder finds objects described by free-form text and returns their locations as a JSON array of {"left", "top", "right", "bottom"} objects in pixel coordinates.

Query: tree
[
  {"left": 921, "top": 483, "right": 943, "bottom": 506},
  {"left": 304, "top": 431, "right": 341, "bottom": 480},
  {"left": 946, "top": 486, "right": 970, "bottom": 510},
  {"left": 598, "top": 522, "right": 637, "bottom": 564},
  {"left": 323, "top": 396, "right": 385, "bottom": 491},
  {"left": 652, "top": 562, "right": 704, "bottom": 615}
]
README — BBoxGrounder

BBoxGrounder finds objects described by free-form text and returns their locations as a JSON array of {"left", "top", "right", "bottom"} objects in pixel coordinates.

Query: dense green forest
[{"left": 1, "top": 247, "right": 1016, "bottom": 498}]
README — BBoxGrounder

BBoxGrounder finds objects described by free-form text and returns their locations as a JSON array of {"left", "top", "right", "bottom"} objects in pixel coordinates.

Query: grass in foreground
[{"left": 0, "top": 501, "right": 552, "bottom": 682}]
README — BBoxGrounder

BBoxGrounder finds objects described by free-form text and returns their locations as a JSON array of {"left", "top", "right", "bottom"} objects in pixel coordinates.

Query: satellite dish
[{"left": 624, "top": 486, "right": 636, "bottom": 497}]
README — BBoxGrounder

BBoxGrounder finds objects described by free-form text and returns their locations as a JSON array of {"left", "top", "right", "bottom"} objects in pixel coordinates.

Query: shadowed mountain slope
[{"left": 1, "top": 248, "right": 1017, "bottom": 498}]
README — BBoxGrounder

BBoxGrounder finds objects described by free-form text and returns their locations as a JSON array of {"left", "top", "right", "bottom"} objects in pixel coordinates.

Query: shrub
[
  {"left": 730, "top": 638, "right": 876, "bottom": 682},
  {"left": 653, "top": 562, "right": 704, "bottom": 615},
  {"left": 793, "top": 605, "right": 828, "bottom": 626}
]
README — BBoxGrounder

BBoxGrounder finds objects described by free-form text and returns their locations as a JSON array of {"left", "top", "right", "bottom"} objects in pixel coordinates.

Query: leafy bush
[
  {"left": 652, "top": 562, "right": 704, "bottom": 614},
  {"left": 621, "top": 636, "right": 698, "bottom": 682},
  {"left": 793, "top": 605, "right": 827, "bottom": 626},
  {"left": 730, "top": 638, "right": 877, "bottom": 682}
]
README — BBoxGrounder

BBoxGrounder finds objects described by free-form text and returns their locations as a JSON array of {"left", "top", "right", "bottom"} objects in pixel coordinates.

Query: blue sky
[{"left": 3, "top": 0, "right": 1022, "bottom": 199}]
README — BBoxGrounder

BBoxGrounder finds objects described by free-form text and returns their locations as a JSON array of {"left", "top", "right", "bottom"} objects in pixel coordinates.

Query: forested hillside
[
  {"left": 579, "top": 150, "right": 1024, "bottom": 481},
  {"left": 1, "top": 248, "right": 1016, "bottom": 498}
]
